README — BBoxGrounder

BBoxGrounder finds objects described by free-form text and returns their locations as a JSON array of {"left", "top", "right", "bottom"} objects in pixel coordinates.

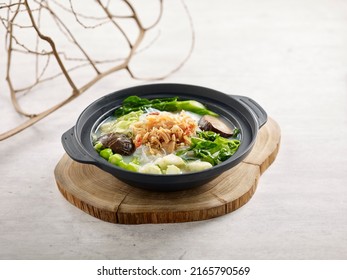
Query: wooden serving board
[{"left": 54, "top": 117, "right": 281, "bottom": 224}]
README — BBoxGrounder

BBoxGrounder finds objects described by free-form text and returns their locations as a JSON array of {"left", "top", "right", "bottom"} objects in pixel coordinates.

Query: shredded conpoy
[{"left": 132, "top": 111, "right": 198, "bottom": 154}]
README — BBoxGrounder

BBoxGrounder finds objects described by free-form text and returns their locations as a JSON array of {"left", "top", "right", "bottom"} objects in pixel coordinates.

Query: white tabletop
[{"left": 1, "top": 0, "right": 347, "bottom": 259}]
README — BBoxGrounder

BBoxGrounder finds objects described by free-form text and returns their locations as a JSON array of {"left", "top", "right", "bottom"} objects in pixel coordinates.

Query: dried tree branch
[
  {"left": 23, "top": 0, "right": 78, "bottom": 93},
  {"left": 0, "top": 0, "right": 195, "bottom": 141}
]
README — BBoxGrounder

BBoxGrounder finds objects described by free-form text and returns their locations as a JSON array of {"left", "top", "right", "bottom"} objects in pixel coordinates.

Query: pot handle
[
  {"left": 61, "top": 126, "right": 95, "bottom": 164},
  {"left": 233, "top": 95, "right": 268, "bottom": 128}
]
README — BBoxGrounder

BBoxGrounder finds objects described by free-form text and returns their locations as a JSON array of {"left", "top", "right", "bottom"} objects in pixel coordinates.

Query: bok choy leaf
[
  {"left": 177, "top": 131, "right": 241, "bottom": 166},
  {"left": 115, "top": 96, "right": 218, "bottom": 117}
]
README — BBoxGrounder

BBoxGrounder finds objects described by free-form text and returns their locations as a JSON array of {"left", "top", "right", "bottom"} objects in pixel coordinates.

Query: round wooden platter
[{"left": 54, "top": 117, "right": 281, "bottom": 224}]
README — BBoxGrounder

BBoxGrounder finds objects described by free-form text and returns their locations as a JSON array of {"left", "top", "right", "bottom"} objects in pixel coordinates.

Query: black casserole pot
[{"left": 61, "top": 83, "right": 267, "bottom": 191}]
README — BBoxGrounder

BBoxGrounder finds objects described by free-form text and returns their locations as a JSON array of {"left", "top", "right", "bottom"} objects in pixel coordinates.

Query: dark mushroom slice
[
  {"left": 198, "top": 115, "right": 235, "bottom": 138},
  {"left": 98, "top": 133, "right": 135, "bottom": 156}
]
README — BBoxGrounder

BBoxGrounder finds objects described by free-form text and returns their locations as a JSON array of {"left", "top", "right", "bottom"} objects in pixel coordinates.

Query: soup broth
[{"left": 92, "top": 96, "right": 241, "bottom": 175}]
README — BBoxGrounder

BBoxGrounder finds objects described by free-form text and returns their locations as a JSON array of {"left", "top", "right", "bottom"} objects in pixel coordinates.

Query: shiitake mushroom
[
  {"left": 198, "top": 115, "right": 235, "bottom": 137},
  {"left": 98, "top": 133, "right": 135, "bottom": 156}
]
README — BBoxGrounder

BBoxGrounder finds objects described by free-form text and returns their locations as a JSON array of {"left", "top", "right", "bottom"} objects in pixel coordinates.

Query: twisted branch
[{"left": 0, "top": 0, "right": 194, "bottom": 141}]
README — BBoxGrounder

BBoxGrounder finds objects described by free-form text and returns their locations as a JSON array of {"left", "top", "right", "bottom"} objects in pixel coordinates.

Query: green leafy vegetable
[
  {"left": 115, "top": 96, "right": 218, "bottom": 117},
  {"left": 177, "top": 131, "right": 241, "bottom": 166},
  {"left": 100, "top": 110, "right": 143, "bottom": 136}
]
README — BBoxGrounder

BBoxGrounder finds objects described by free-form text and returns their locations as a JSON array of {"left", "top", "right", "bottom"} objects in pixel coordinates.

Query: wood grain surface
[{"left": 54, "top": 117, "right": 281, "bottom": 224}]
